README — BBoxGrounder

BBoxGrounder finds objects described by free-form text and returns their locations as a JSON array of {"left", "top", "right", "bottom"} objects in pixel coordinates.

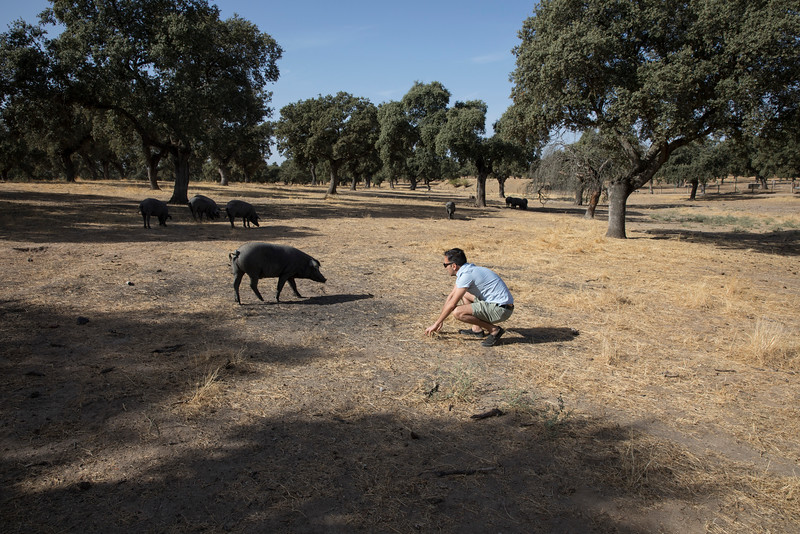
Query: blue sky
[{"left": 1, "top": 1, "right": 536, "bottom": 159}]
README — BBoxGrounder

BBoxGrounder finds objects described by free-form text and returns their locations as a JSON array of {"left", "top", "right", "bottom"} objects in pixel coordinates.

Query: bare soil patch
[{"left": 1, "top": 179, "right": 799, "bottom": 533}]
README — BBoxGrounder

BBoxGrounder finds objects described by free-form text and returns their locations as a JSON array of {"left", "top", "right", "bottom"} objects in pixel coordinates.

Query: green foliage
[
  {"left": 1, "top": 0, "right": 282, "bottom": 193},
  {"left": 436, "top": 100, "right": 532, "bottom": 205},
  {"left": 655, "top": 138, "right": 730, "bottom": 187},
  {"left": 447, "top": 177, "right": 471, "bottom": 188},
  {"left": 278, "top": 158, "right": 313, "bottom": 185},
  {"left": 510, "top": 0, "right": 800, "bottom": 237},
  {"left": 276, "top": 92, "right": 379, "bottom": 195}
]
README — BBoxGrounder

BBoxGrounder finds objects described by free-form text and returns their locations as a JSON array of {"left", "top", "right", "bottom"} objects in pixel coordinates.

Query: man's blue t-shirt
[{"left": 455, "top": 263, "right": 513, "bottom": 305}]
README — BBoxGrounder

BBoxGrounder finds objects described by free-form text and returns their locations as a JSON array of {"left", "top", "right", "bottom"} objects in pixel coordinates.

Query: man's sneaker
[
  {"left": 481, "top": 327, "right": 505, "bottom": 347},
  {"left": 458, "top": 328, "right": 486, "bottom": 337}
]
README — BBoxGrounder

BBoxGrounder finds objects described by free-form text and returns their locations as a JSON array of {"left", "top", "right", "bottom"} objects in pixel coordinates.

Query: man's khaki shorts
[{"left": 471, "top": 300, "right": 514, "bottom": 324}]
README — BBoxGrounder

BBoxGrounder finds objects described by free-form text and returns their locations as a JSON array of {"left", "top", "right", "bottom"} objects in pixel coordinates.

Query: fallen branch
[
  {"left": 152, "top": 344, "right": 183, "bottom": 354},
  {"left": 471, "top": 408, "right": 504, "bottom": 420},
  {"left": 420, "top": 467, "right": 498, "bottom": 477}
]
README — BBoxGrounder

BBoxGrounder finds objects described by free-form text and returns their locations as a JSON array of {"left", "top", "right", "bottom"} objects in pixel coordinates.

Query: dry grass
[{"left": 1, "top": 178, "right": 799, "bottom": 533}]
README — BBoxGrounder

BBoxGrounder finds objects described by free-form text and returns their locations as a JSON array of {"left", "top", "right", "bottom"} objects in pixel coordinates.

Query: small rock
[
  {"left": 76, "top": 317, "right": 90, "bottom": 325},
  {"left": 125, "top": 281, "right": 134, "bottom": 286}
]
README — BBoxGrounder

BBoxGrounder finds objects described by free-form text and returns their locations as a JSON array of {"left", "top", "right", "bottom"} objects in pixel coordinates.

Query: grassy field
[{"left": 1, "top": 178, "right": 798, "bottom": 533}]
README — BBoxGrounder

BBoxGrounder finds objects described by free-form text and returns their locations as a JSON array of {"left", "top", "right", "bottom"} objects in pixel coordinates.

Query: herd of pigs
[
  {"left": 137, "top": 193, "right": 528, "bottom": 305},
  {"left": 138, "top": 195, "right": 259, "bottom": 229},
  {"left": 138, "top": 194, "right": 325, "bottom": 304}
]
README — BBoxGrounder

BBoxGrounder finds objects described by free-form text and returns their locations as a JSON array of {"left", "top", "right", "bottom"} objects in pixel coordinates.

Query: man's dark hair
[{"left": 444, "top": 248, "right": 467, "bottom": 266}]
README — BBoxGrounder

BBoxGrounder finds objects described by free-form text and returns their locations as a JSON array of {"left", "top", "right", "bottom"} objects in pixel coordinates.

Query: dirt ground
[{"left": 1, "top": 178, "right": 799, "bottom": 533}]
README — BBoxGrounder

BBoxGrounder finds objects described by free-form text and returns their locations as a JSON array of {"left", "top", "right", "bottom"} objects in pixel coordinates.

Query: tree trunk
[
  {"left": 351, "top": 174, "right": 358, "bottom": 190},
  {"left": 168, "top": 148, "right": 191, "bottom": 204},
  {"left": 688, "top": 178, "right": 699, "bottom": 200},
  {"left": 497, "top": 177, "right": 507, "bottom": 198},
  {"left": 575, "top": 182, "right": 585, "bottom": 205},
  {"left": 326, "top": 164, "right": 339, "bottom": 195},
  {"left": 145, "top": 148, "right": 162, "bottom": 190},
  {"left": 475, "top": 171, "right": 488, "bottom": 207},
  {"left": 218, "top": 162, "right": 231, "bottom": 186},
  {"left": 584, "top": 187, "right": 602, "bottom": 219},
  {"left": 102, "top": 161, "right": 112, "bottom": 180},
  {"left": 309, "top": 164, "right": 318, "bottom": 186},
  {"left": 606, "top": 181, "right": 633, "bottom": 238},
  {"left": 409, "top": 176, "right": 418, "bottom": 190},
  {"left": 61, "top": 151, "right": 77, "bottom": 182}
]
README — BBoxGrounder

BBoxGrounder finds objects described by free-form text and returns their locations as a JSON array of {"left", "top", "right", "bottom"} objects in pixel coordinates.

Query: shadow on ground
[
  {"left": 0, "top": 188, "right": 504, "bottom": 245},
  {"left": 640, "top": 228, "right": 800, "bottom": 256},
  {"left": 1, "top": 301, "right": 716, "bottom": 533},
  {"left": 507, "top": 326, "right": 581, "bottom": 344}
]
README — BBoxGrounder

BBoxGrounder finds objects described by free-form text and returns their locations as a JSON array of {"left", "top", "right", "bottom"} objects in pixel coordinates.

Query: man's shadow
[{"left": 504, "top": 327, "right": 580, "bottom": 345}]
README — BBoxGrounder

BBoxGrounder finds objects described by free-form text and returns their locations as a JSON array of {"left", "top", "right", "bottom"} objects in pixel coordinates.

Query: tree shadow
[
  {"left": 0, "top": 188, "right": 499, "bottom": 245},
  {"left": 641, "top": 228, "right": 800, "bottom": 256},
  {"left": 0, "top": 301, "right": 774, "bottom": 533}
]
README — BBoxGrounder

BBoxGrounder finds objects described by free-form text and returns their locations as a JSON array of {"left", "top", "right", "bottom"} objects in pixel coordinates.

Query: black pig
[
  {"left": 188, "top": 195, "right": 220, "bottom": 221},
  {"left": 445, "top": 201, "right": 455, "bottom": 219},
  {"left": 229, "top": 242, "right": 326, "bottom": 303},
  {"left": 226, "top": 200, "right": 260, "bottom": 228},
  {"left": 505, "top": 197, "right": 528, "bottom": 210},
  {"left": 139, "top": 198, "right": 171, "bottom": 228}
]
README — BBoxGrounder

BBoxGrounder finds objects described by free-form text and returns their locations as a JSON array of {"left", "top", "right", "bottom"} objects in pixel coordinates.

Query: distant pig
[
  {"left": 229, "top": 242, "right": 326, "bottom": 303},
  {"left": 226, "top": 199, "right": 260, "bottom": 228},
  {"left": 505, "top": 196, "right": 528, "bottom": 210},
  {"left": 445, "top": 201, "right": 455, "bottom": 219},
  {"left": 139, "top": 198, "right": 171, "bottom": 228},
  {"left": 188, "top": 194, "right": 220, "bottom": 221}
]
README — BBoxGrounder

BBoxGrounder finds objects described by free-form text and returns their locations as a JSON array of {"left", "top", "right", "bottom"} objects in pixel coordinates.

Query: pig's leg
[
  {"left": 276, "top": 275, "right": 291, "bottom": 302},
  {"left": 287, "top": 278, "right": 303, "bottom": 298},
  {"left": 249, "top": 276, "right": 264, "bottom": 301},
  {"left": 233, "top": 271, "right": 245, "bottom": 304}
]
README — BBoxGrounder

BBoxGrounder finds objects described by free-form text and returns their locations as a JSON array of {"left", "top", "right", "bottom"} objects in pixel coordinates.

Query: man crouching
[{"left": 424, "top": 248, "right": 514, "bottom": 347}]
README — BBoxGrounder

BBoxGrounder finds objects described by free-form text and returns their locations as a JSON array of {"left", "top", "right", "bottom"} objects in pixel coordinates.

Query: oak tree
[{"left": 510, "top": 0, "right": 800, "bottom": 237}]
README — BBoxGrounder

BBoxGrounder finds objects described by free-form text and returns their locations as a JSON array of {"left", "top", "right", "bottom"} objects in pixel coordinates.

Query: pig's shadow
[{"left": 286, "top": 294, "right": 374, "bottom": 305}]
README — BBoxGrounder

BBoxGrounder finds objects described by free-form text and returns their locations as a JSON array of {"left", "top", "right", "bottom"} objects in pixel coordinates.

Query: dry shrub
[
  {"left": 677, "top": 279, "right": 716, "bottom": 309},
  {"left": 600, "top": 332, "right": 624, "bottom": 366},
  {"left": 737, "top": 317, "right": 800, "bottom": 370},
  {"left": 187, "top": 366, "right": 223, "bottom": 408},
  {"left": 182, "top": 346, "right": 248, "bottom": 410}
]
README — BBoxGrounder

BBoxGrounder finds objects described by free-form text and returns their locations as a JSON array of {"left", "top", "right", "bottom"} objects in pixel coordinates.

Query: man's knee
[{"left": 452, "top": 305, "right": 471, "bottom": 321}]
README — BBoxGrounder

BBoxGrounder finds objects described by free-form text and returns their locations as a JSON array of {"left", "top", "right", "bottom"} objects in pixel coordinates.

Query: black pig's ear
[{"left": 311, "top": 259, "right": 320, "bottom": 267}]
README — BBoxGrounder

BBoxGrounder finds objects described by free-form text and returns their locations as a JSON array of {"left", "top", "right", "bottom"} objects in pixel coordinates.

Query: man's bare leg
[{"left": 453, "top": 303, "right": 498, "bottom": 335}]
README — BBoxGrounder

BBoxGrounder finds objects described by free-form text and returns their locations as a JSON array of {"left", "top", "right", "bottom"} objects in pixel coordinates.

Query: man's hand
[{"left": 425, "top": 322, "right": 442, "bottom": 336}]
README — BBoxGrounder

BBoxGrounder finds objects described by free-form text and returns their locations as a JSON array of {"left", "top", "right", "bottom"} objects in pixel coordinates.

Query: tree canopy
[
  {"left": 1, "top": 0, "right": 282, "bottom": 200},
  {"left": 436, "top": 100, "right": 531, "bottom": 206},
  {"left": 276, "top": 92, "right": 379, "bottom": 196},
  {"left": 510, "top": 0, "right": 800, "bottom": 238}
]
